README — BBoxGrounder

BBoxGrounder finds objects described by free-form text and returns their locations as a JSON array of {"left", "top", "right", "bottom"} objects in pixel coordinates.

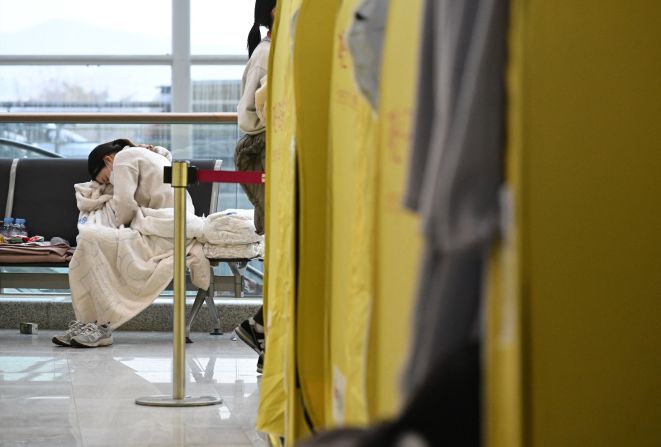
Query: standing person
[{"left": 234, "top": 0, "right": 276, "bottom": 374}]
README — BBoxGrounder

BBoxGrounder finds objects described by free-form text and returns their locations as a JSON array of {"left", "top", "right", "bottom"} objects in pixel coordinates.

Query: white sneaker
[
  {"left": 52, "top": 320, "right": 87, "bottom": 347},
  {"left": 70, "top": 322, "right": 113, "bottom": 348}
]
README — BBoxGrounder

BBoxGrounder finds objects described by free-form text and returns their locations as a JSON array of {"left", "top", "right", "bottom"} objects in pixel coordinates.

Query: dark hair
[
  {"left": 248, "top": 0, "right": 277, "bottom": 58},
  {"left": 87, "top": 138, "right": 135, "bottom": 180}
]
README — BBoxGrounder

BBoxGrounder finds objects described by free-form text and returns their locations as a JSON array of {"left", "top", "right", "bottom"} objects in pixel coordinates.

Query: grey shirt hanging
[
  {"left": 404, "top": 0, "right": 507, "bottom": 254},
  {"left": 347, "top": 0, "right": 390, "bottom": 112},
  {"left": 402, "top": 0, "right": 509, "bottom": 397}
]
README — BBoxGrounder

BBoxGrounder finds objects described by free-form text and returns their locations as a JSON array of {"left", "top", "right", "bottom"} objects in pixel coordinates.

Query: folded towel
[
  {"left": 203, "top": 241, "right": 264, "bottom": 260},
  {"left": 203, "top": 209, "right": 263, "bottom": 245}
]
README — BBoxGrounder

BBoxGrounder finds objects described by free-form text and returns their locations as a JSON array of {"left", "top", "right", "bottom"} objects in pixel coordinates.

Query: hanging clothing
[
  {"left": 294, "top": 0, "right": 508, "bottom": 445},
  {"left": 346, "top": 0, "right": 390, "bottom": 111},
  {"left": 404, "top": 0, "right": 507, "bottom": 254},
  {"left": 402, "top": 0, "right": 508, "bottom": 393},
  {"left": 298, "top": 341, "right": 480, "bottom": 447}
]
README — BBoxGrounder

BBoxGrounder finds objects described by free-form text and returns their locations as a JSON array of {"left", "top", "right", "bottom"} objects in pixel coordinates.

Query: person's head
[
  {"left": 87, "top": 138, "right": 135, "bottom": 183},
  {"left": 248, "top": 0, "right": 277, "bottom": 58}
]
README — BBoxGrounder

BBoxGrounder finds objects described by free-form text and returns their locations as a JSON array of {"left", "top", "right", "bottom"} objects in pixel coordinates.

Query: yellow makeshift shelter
[
  {"left": 257, "top": 0, "right": 302, "bottom": 441},
  {"left": 368, "top": 0, "right": 423, "bottom": 420},
  {"left": 292, "top": 0, "right": 342, "bottom": 439},
  {"left": 326, "top": 0, "right": 380, "bottom": 427},
  {"left": 260, "top": 1, "right": 426, "bottom": 442},
  {"left": 487, "top": 1, "right": 661, "bottom": 446},
  {"left": 258, "top": 1, "right": 661, "bottom": 445}
]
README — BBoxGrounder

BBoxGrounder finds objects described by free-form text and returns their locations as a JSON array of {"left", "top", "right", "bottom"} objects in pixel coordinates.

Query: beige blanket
[
  {"left": 74, "top": 181, "right": 115, "bottom": 229},
  {"left": 70, "top": 182, "right": 210, "bottom": 330}
]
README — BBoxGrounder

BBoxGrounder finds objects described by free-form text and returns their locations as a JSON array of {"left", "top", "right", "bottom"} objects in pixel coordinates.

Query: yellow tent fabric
[
  {"left": 292, "top": 0, "right": 342, "bottom": 437},
  {"left": 488, "top": 1, "right": 661, "bottom": 446},
  {"left": 326, "top": 0, "right": 379, "bottom": 427},
  {"left": 485, "top": 2, "right": 525, "bottom": 445},
  {"left": 368, "top": 0, "right": 423, "bottom": 420},
  {"left": 257, "top": 0, "right": 302, "bottom": 438}
]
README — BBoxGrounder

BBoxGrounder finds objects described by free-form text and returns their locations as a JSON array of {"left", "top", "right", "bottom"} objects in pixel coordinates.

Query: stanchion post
[
  {"left": 172, "top": 161, "right": 187, "bottom": 399},
  {"left": 135, "top": 161, "right": 221, "bottom": 407}
]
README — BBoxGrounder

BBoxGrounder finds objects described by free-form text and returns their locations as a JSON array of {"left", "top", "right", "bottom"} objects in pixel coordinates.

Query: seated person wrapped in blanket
[{"left": 53, "top": 139, "right": 263, "bottom": 348}]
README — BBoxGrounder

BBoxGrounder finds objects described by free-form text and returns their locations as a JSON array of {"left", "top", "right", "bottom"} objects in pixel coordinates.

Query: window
[
  {"left": 0, "top": 0, "right": 251, "bottom": 118},
  {"left": 0, "top": 1, "right": 262, "bottom": 295},
  {"left": 0, "top": 0, "right": 171, "bottom": 55},
  {"left": 0, "top": 65, "right": 171, "bottom": 108},
  {"left": 192, "top": 0, "right": 254, "bottom": 55},
  {"left": 0, "top": 1, "right": 252, "bottom": 161}
]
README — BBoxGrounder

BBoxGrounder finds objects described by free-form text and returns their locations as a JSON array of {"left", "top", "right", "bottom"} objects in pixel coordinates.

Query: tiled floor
[{"left": 0, "top": 329, "right": 266, "bottom": 447}]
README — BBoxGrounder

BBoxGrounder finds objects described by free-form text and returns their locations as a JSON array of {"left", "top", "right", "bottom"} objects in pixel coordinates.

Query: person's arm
[
  {"left": 255, "top": 75, "right": 268, "bottom": 122},
  {"left": 238, "top": 42, "right": 269, "bottom": 134},
  {"left": 110, "top": 155, "right": 140, "bottom": 226},
  {"left": 238, "top": 64, "right": 268, "bottom": 133}
]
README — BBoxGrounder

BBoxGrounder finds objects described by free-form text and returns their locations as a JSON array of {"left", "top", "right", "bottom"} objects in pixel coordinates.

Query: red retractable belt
[{"left": 195, "top": 170, "right": 265, "bottom": 184}]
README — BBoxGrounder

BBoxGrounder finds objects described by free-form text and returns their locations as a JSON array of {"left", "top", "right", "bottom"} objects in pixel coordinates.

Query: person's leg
[
  {"left": 234, "top": 133, "right": 266, "bottom": 373},
  {"left": 234, "top": 132, "right": 266, "bottom": 235},
  {"left": 252, "top": 310, "right": 265, "bottom": 375},
  {"left": 235, "top": 312, "right": 265, "bottom": 356},
  {"left": 235, "top": 305, "right": 265, "bottom": 373},
  {"left": 253, "top": 306, "right": 264, "bottom": 326}
]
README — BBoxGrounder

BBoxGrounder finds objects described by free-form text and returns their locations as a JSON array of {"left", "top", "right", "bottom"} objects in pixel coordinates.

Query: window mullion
[{"left": 172, "top": 0, "right": 191, "bottom": 113}]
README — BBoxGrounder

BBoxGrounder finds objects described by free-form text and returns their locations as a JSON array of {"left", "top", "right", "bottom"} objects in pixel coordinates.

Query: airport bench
[{"left": 0, "top": 157, "right": 261, "bottom": 338}]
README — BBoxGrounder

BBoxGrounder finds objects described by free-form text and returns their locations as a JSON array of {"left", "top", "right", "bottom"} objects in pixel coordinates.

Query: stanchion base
[
  {"left": 209, "top": 329, "right": 223, "bottom": 336},
  {"left": 135, "top": 395, "right": 222, "bottom": 407}
]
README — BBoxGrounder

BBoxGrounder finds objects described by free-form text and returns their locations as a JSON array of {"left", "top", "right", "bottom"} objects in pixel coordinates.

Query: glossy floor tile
[{"left": 0, "top": 329, "right": 266, "bottom": 447}]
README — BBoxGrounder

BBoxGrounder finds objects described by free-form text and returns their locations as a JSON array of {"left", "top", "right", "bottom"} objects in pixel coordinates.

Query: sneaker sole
[
  {"left": 51, "top": 337, "right": 72, "bottom": 347},
  {"left": 70, "top": 338, "right": 113, "bottom": 348},
  {"left": 234, "top": 327, "right": 263, "bottom": 355}
]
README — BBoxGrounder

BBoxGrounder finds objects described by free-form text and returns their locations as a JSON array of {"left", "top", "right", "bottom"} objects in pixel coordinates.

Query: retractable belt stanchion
[
  {"left": 135, "top": 161, "right": 264, "bottom": 408},
  {"left": 136, "top": 161, "right": 222, "bottom": 407}
]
